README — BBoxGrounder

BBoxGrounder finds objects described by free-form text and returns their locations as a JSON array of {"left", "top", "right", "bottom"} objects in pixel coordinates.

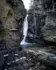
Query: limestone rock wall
[
  {"left": 41, "top": 13, "right": 56, "bottom": 43},
  {"left": 28, "top": 0, "right": 56, "bottom": 44},
  {"left": 0, "top": 0, "right": 26, "bottom": 48}
]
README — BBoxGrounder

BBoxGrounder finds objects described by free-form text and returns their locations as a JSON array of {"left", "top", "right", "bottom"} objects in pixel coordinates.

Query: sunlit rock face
[
  {"left": 0, "top": 0, "right": 26, "bottom": 48},
  {"left": 27, "top": 0, "right": 56, "bottom": 45}
]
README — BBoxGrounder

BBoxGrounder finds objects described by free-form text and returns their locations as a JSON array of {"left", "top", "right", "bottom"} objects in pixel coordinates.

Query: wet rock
[
  {"left": 41, "top": 13, "right": 56, "bottom": 43},
  {"left": 27, "top": 0, "right": 56, "bottom": 45},
  {"left": 0, "top": 46, "right": 55, "bottom": 70},
  {"left": 3, "top": 48, "right": 31, "bottom": 70},
  {"left": 0, "top": 54, "right": 5, "bottom": 69},
  {"left": 27, "top": 9, "right": 41, "bottom": 43}
]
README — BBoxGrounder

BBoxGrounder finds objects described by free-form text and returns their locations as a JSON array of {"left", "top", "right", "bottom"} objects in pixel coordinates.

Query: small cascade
[{"left": 20, "top": 14, "right": 30, "bottom": 45}]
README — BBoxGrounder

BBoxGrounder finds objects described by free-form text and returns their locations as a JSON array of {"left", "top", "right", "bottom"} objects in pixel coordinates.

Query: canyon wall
[
  {"left": 0, "top": 0, "right": 26, "bottom": 48},
  {"left": 27, "top": 0, "right": 56, "bottom": 45}
]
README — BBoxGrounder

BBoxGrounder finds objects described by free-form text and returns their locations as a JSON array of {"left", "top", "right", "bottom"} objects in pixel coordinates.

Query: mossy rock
[
  {"left": 7, "top": 10, "right": 13, "bottom": 17},
  {"left": 0, "top": 28, "right": 9, "bottom": 37},
  {"left": 3, "top": 10, "right": 13, "bottom": 24}
]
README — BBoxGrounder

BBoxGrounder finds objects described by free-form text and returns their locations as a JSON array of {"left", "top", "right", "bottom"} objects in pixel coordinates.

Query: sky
[{"left": 22, "top": 0, "right": 31, "bottom": 10}]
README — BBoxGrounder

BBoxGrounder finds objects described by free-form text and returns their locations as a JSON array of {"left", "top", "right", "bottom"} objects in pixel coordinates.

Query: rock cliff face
[
  {"left": 41, "top": 13, "right": 56, "bottom": 43},
  {"left": 27, "top": 0, "right": 56, "bottom": 45},
  {"left": 0, "top": 0, "right": 26, "bottom": 48}
]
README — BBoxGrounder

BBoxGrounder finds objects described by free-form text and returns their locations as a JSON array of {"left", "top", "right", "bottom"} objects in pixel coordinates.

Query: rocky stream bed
[{"left": 0, "top": 45, "right": 56, "bottom": 70}]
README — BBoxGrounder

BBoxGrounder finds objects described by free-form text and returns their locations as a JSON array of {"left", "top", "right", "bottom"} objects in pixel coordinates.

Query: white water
[{"left": 20, "top": 15, "right": 30, "bottom": 45}]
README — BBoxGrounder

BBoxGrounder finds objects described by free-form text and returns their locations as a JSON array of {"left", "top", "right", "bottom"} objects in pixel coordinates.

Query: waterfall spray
[{"left": 20, "top": 15, "right": 29, "bottom": 45}]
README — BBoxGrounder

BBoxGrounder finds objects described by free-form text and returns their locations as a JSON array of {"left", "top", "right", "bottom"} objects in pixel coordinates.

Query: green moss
[
  {"left": 4, "top": 10, "right": 13, "bottom": 23},
  {"left": 0, "top": 28, "right": 8, "bottom": 37},
  {"left": 7, "top": 10, "right": 13, "bottom": 17}
]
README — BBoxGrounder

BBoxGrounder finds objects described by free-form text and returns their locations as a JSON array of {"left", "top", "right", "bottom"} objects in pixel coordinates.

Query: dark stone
[
  {"left": 0, "top": 40, "right": 7, "bottom": 50},
  {"left": 0, "top": 54, "right": 5, "bottom": 69}
]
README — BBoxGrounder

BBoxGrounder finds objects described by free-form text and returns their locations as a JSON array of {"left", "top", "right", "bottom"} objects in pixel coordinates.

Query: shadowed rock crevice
[{"left": 27, "top": 0, "right": 56, "bottom": 46}]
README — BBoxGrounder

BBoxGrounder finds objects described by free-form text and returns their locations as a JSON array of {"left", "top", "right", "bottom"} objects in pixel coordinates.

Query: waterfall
[{"left": 20, "top": 14, "right": 29, "bottom": 45}]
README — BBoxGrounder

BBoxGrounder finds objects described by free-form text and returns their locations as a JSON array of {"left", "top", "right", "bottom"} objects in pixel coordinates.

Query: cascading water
[{"left": 20, "top": 14, "right": 29, "bottom": 45}]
